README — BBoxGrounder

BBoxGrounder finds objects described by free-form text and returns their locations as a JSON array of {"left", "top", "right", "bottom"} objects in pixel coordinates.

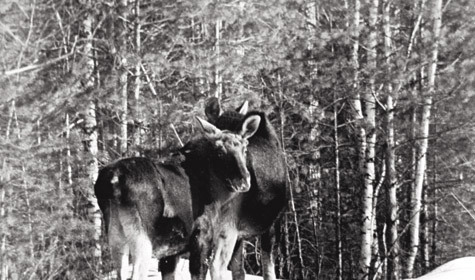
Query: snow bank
[{"left": 404, "top": 257, "right": 475, "bottom": 280}]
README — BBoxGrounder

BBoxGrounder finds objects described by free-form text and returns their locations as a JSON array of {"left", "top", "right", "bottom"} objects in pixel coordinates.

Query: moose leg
[
  {"left": 108, "top": 204, "right": 130, "bottom": 280},
  {"left": 261, "top": 227, "right": 277, "bottom": 280},
  {"left": 229, "top": 239, "right": 245, "bottom": 280},
  {"left": 210, "top": 228, "right": 239, "bottom": 280},
  {"left": 130, "top": 231, "right": 152, "bottom": 280},
  {"left": 160, "top": 256, "right": 178, "bottom": 280},
  {"left": 110, "top": 240, "right": 129, "bottom": 280},
  {"left": 189, "top": 215, "right": 213, "bottom": 280},
  {"left": 118, "top": 206, "right": 152, "bottom": 280}
]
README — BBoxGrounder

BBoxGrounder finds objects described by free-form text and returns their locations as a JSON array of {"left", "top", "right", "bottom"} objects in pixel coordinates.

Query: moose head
[{"left": 190, "top": 116, "right": 260, "bottom": 193}]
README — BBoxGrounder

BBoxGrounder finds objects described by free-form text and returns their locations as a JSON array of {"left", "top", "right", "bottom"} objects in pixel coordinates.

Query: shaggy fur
[{"left": 94, "top": 117, "right": 260, "bottom": 280}]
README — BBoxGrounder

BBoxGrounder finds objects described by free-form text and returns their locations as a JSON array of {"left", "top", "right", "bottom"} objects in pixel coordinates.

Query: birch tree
[
  {"left": 118, "top": 0, "right": 129, "bottom": 155},
  {"left": 334, "top": 98, "right": 343, "bottom": 280},
  {"left": 383, "top": 0, "right": 400, "bottom": 279},
  {"left": 359, "top": 0, "right": 379, "bottom": 279},
  {"left": 305, "top": 4, "right": 323, "bottom": 273},
  {"left": 349, "top": 0, "right": 365, "bottom": 171},
  {"left": 81, "top": 0, "right": 102, "bottom": 262},
  {"left": 214, "top": 19, "right": 222, "bottom": 98},
  {"left": 421, "top": 177, "right": 430, "bottom": 273},
  {"left": 405, "top": 0, "right": 442, "bottom": 277},
  {"left": 133, "top": 0, "right": 142, "bottom": 151}
]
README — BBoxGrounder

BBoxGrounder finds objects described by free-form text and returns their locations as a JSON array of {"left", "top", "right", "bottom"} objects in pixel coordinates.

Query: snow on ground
[
  {"left": 104, "top": 258, "right": 271, "bottom": 280},
  {"left": 404, "top": 257, "right": 475, "bottom": 280}
]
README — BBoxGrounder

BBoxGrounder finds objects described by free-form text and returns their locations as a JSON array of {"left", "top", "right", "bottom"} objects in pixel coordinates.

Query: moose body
[
  {"left": 94, "top": 116, "right": 260, "bottom": 280},
  {"left": 188, "top": 98, "right": 288, "bottom": 280}
]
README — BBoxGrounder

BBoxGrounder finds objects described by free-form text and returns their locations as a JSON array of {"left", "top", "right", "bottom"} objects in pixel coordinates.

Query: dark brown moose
[
  {"left": 94, "top": 116, "right": 260, "bottom": 280},
  {"left": 185, "top": 98, "right": 288, "bottom": 280}
]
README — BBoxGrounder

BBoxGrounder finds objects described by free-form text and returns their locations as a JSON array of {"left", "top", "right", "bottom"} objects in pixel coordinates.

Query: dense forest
[{"left": 1, "top": 0, "right": 475, "bottom": 279}]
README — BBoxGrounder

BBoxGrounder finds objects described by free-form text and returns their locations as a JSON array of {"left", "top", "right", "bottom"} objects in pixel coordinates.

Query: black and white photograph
[{"left": 1, "top": 0, "right": 475, "bottom": 279}]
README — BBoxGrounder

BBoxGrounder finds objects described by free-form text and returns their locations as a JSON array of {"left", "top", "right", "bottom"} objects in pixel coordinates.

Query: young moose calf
[{"left": 94, "top": 116, "right": 260, "bottom": 280}]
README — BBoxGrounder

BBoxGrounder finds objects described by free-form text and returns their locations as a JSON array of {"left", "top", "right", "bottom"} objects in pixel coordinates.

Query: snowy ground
[
  {"left": 403, "top": 257, "right": 475, "bottom": 280},
  {"left": 104, "top": 258, "right": 270, "bottom": 280}
]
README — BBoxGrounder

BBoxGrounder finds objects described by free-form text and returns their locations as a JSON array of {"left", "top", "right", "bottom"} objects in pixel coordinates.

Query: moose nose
[
  {"left": 237, "top": 174, "right": 251, "bottom": 192},
  {"left": 228, "top": 175, "right": 251, "bottom": 193}
]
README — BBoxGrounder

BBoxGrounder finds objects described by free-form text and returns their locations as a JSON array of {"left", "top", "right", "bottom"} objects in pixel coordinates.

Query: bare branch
[
  {"left": 169, "top": 124, "right": 184, "bottom": 147},
  {"left": 2, "top": 38, "right": 77, "bottom": 77}
]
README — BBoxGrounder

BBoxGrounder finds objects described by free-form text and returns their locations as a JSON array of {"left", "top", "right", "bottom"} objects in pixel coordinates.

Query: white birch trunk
[
  {"left": 306, "top": 3, "right": 322, "bottom": 272},
  {"left": 334, "top": 100, "right": 343, "bottom": 280},
  {"left": 359, "top": 0, "right": 378, "bottom": 279},
  {"left": 66, "top": 114, "right": 73, "bottom": 187},
  {"left": 85, "top": 101, "right": 101, "bottom": 261},
  {"left": 309, "top": 96, "right": 322, "bottom": 276},
  {"left": 383, "top": 0, "right": 400, "bottom": 279},
  {"left": 350, "top": 0, "right": 366, "bottom": 172},
  {"left": 215, "top": 20, "right": 222, "bottom": 98},
  {"left": 119, "top": 0, "right": 129, "bottom": 155},
  {"left": 82, "top": 3, "right": 102, "bottom": 262},
  {"left": 405, "top": 0, "right": 442, "bottom": 277},
  {"left": 133, "top": 0, "right": 141, "bottom": 153},
  {"left": 421, "top": 175, "right": 430, "bottom": 273},
  {"left": 430, "top": 186, "right": 438, "bottom": 266}
]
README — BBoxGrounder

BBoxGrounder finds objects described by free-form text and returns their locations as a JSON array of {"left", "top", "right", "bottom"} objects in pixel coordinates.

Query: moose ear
[
  {"left": 196, "top": 116, "right": 222, "bottom": 138},
  {"left": 205, "top": 97, "right": 222, "bottom": 124},
  {"left": 236, "top": 100, "right": 249, "bottom": 115},
  {"left": 240, "top": 115, "right": 261, "bottom": 139}
]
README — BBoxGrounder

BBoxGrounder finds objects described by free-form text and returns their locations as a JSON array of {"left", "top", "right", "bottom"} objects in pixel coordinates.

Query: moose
[
  {"left": 94, "top": 116, "right": 261, "bottom": 280},
  {"left": 191, "top": 97, "right": 288, "bottom": 280}
]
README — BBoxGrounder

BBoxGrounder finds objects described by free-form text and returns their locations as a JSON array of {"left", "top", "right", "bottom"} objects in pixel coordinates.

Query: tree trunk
[
  {"left": 349, "top": 0, "right": 366, "bottom": 171},
  {"left": 6, "top": 100, "right": 20, "bottom": 140},
  {"left": 334, "top": 100, "right": 343, "bottom": 280},
  {"left": 58, "top": 146, "right": 63, "bottom": 197},
  {"left": 65, "top": 114, "right": 73, "bottom": 187},
  {"left": 85, "top": 101, "right": 102, "bottom": 262},
  {"left": 405, "top": 0, "right": 442, "bottom": 277},
  {"left": 370, "top": 164, "right": 385, "bottom": 280},
  {"left": 21, "top": 165, "right": 34, "bottom": 258},
  {"left": 385, "top": 93, "right": 400, "bottom": 280},
  {"left": 118, "top": 0, "right": 129, "bottom": 155},
  {"left": 383, "top": 0, "right": 400, "bottom": 279},
  {"left": 359, "top": 0, "right": 378, "bottom": 279},
  {"left": 133, "top": 0, "right": 141, "bottom": 153},
  {"left": 308, "top": 95, "right": 322, "bottom": 277},
  {"left": 421, "top": 175, "right": 430, "bottom": 273},
  {"left": 282, "top": 214, "right": 291, "bottom": 278},
  {"left": 306, "top": 2, "right": 322, "bottom": 274},
  {"left": 278, "top": 74, "right": 304, "bottom": 280},
  {"left": 82, "top": 2, "right": 102, "bottom": 263},
  {"left": 430, "top": 186, "right": 438, "bottom": 268},
  {"left": 430, "top": 133, "right": 438, "bottom": 268},
  {"left": 214, "top": 20, "right": 222, "bottom": 98},
  {"left": 0, "top": 160, "right": 8, "bottom": 280}
]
